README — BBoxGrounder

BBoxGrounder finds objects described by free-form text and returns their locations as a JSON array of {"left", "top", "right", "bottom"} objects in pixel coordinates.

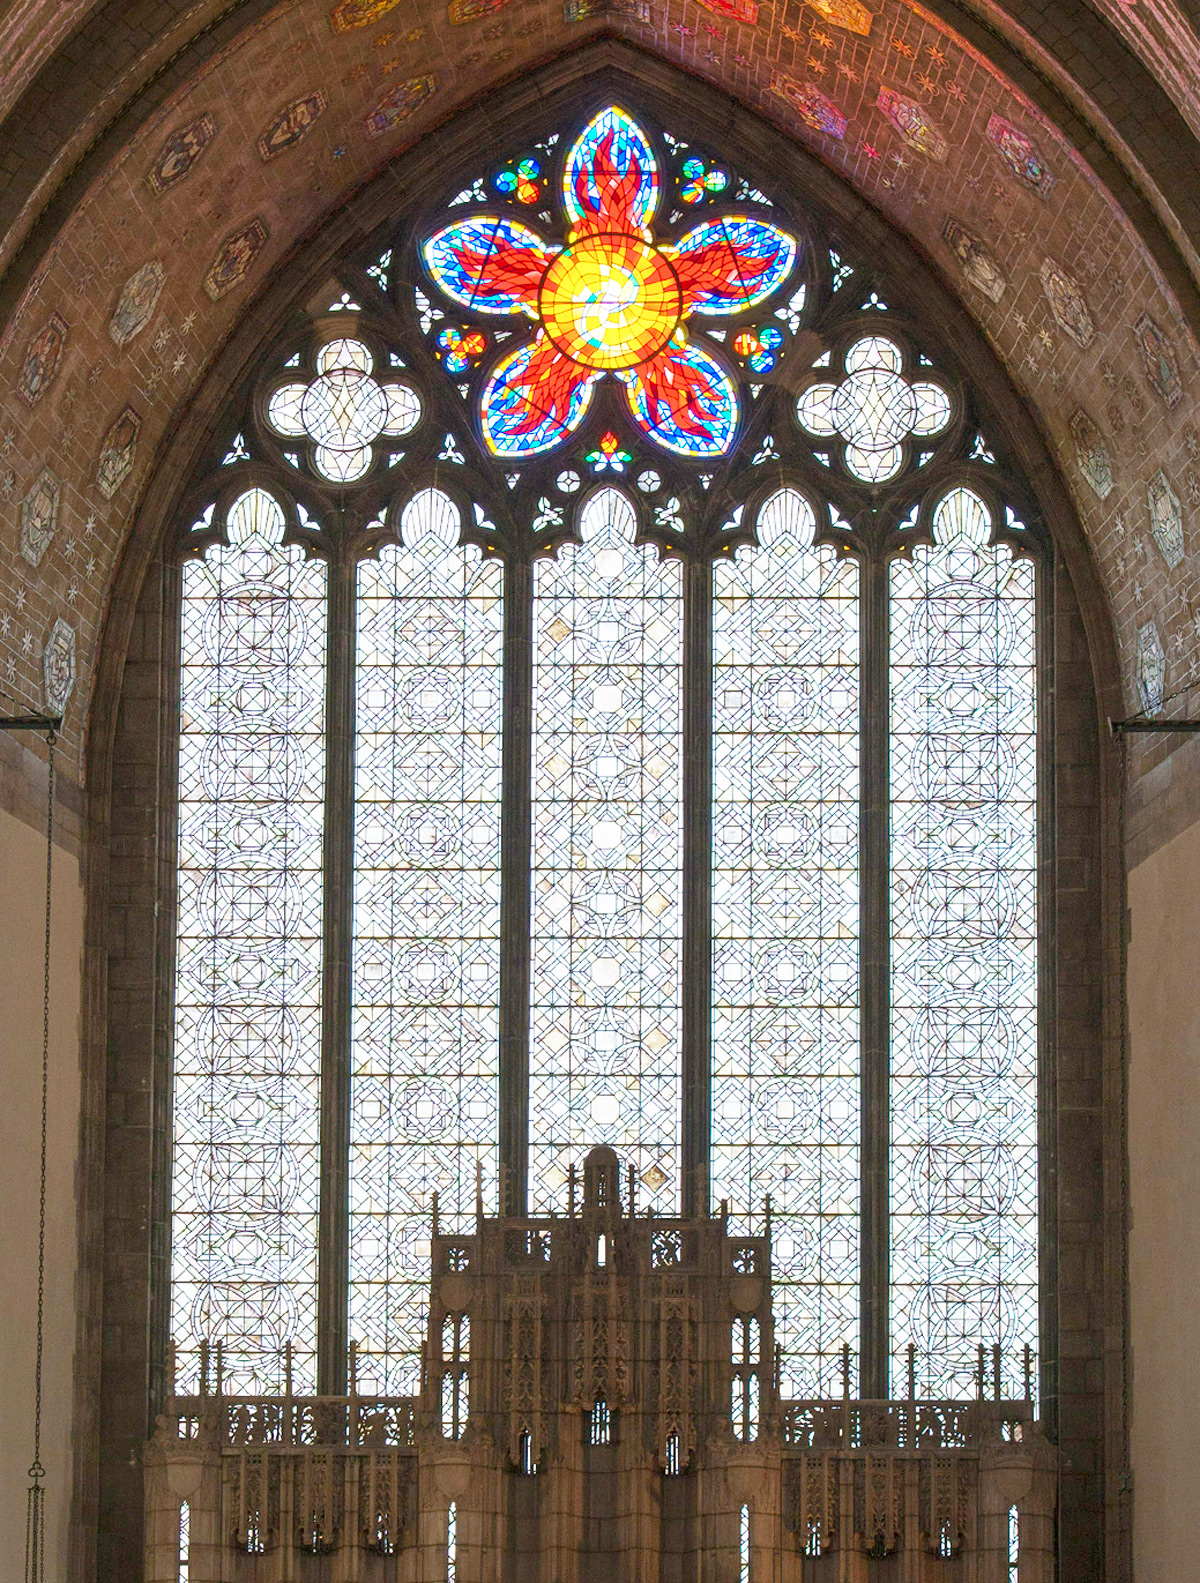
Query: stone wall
[{"left": 0, "top": 791, "right": 84, "bottom": 1577}]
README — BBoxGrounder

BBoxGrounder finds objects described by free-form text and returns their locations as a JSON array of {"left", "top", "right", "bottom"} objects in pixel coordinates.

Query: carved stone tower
[{"left": 146, "top": 1147, "right": 1055, "bottom": 1580}]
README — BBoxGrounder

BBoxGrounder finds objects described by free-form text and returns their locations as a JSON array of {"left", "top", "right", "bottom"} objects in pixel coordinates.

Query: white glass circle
[
  {"left": 382, "top": 384, "right": 422, "bottom": 435},
  {"left": 266, "top": 383, "right": 308, "bottom": 437},
  {"left": 314, "top": 443, "right": 373, "bottom": 482},
  {"left": 301, "top": 371, "right": 388, "bottom": 451},
  {"left": 316, "top": 337, "right": 373, "bottom": 375},
  {"left": 832, "top": 369, "right": 917, "bottom": 451}
]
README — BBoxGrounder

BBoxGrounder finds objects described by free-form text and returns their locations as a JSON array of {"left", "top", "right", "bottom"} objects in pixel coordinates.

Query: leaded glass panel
[
  {"left": 711, "top": 487, "right": 860, "bottom": 1395},
  {"left": 164, "top": 101, "right": 1051, "bottom": 1410},
  {"left": 528, "top": 486, "right": 682, "bottom": 1210},
  {"left": 888, "top": 486, "right": 1038, "bottom": 1398},
  {"left": 172, "top": 486, "right": 327, "bottom": 1393},
  {"left": 350, "top": 489, "right": 504, "bottom": 1391}
]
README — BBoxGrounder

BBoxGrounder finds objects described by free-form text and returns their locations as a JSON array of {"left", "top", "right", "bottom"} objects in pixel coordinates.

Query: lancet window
[{"left": 167, "top": 100, "right": 1045, "bottom": 1408}]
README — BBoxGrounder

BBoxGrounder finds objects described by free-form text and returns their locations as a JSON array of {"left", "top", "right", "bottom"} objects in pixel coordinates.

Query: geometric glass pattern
[
  {"left": 797, "top": 336, "right": 951, "bottom": 482},
  {"left": 171, "top": 487, "right": 327, "bottom": 1393},
  {"left": 422, "top": 106, "right": 795, "bottom": 459},
  {"left": 528, "top": 487, "right": 683, "bottom": 1210},
  {"left": 888, "top": 487, "right": 1037, "bottom": 1398},
  {"left": 267, "top": 336, "right": 421, "bottom": 483},
  {"left": 711, "top": 488, "right": 860, "bottom": 1396},
  {"left": 350, "top": 490, "right": 504, "bottom": 1393}
]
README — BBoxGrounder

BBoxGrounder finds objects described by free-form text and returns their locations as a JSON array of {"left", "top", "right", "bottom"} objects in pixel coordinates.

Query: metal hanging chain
[{"left": 25, "top": 726, "right": 55, "bottom": 1583}]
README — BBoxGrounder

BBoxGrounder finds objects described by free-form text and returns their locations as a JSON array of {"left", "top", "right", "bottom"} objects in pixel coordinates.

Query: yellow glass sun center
[{"left": 539, "top": 232, "right": 682, "bottom": 371}]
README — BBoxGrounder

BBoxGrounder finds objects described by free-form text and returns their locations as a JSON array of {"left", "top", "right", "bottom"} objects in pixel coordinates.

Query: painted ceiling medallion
[{"left": 421, "top": 107, "right": 798, "bottom": 459}]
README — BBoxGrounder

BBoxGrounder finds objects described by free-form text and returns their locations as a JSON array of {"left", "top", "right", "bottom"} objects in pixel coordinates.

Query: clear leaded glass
[
  {"left": 172, "top": 487, "right": 326, "bottom": 1392},
  {"left": 796, "top": 335, "right": 950, "bottom": 482},
  {"left": 888, "top": 486, "right": 1038, "bottom": 1397},
  {"left": 528, "top": 487, "right": 682, "bottom": 1210},
  {"left": 167, "top": 105, "right": 1048, "bottom": 1407},
  {"left": 711, "top": 488, "right": 860, "bottom": 1395},
  {"left": 266, "top": 336, "right": 421, "bottom": 483},
  {"left": 350, "top": 489, "right": 504, "bottom": 1392}
]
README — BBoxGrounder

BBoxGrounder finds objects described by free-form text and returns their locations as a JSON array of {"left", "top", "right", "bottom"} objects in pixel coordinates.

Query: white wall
[
  {"left": 1128, "top": 815, "right": 1200, "bottom": 1583},
  {"left": 0, "top": 802, "right": 82, "bottom": 1581}
]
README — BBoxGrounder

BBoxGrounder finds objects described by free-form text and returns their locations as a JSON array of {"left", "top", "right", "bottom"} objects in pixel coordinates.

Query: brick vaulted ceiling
[{"left": 4, "top": 0, "right": 1200, "bottom": 779}]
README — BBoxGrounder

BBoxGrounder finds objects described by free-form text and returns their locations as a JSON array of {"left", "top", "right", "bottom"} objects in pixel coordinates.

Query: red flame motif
[
  {"left": 672, "top": 229, "right": 783, "bottom": 308},
  {"left": 632, "top": 341, "right": 732, "bottom": 441},
  {"left": 421, "top": 107, "right": 798, "bottom": 458},
  {"left": 449, "top": 235, "right": 551, "bottom": 306},
  {"left": 507, "top": 341, "right": 585, "bottom": 442},
  {"left": 572, "top": 130, "right": 651, "bottom": 237}
]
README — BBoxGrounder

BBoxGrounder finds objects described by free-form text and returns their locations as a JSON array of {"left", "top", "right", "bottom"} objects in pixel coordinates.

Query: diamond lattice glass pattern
[
  {"left": 350, "top": 490, "right": 504, "bottom": 1393},
  {"left": 796, "top": 336, "right": 950, "bottom": 482},
  {"left": 888, "top": 487, "right": 1037, "bottom": 1398},
  {"left": 529, "top": 487, "right": 682, "bottom": 1210},
  {"left": 172, "top": 487, "right": 326, "bottom": 1393},
  {"left": 711, "top": 489, "right": 860, "bottom": 1396}
]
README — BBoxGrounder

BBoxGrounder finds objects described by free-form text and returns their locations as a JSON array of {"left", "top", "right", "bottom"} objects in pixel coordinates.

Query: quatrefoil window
[
  {"left": 267, "top": 337, "right": 422, "bottom": 482},
  {"left": 796, "top": 335, "right": 951, "bottom": 482}
]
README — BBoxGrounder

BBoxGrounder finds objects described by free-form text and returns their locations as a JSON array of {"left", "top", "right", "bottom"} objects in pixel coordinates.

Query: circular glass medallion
[
  {"left": 539, "top": 232, "right": 681, "bottom": 370},
  {"left": 300, "top": 371, "right": 388, "bottom": 451}
]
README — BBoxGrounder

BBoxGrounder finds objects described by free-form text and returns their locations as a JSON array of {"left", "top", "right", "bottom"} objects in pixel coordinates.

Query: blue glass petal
[
  {"left": 480, "top": 337, "right": 599, "bottom": 458},
  {"left": 620, "top": 339, "right": 739, "bottom": 459},
  {"left": 422, "top": 216, "right": 554, "bottom": 316},
  {"left": 670, "top": 216, "right": 798, "bottom": 315},
  {"left": 562, "top": 106, "right": 660, "bottom": 233}
]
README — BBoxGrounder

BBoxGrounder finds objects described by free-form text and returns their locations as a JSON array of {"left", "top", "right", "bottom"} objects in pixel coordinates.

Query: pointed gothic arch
[{"left": 86, "top": 50, "right": 1119, "bottom": 1579}]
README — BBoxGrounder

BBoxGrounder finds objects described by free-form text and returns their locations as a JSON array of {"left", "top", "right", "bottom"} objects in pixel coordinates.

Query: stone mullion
[
  {"left": 859, "top": 547, "right": 891, "bottom": 1398},
  {"left": 681, "top": 556, "right": 712, "bottom": 1219},
  {"left": 498, "top": 554, "right": 533, "bottom": 1216}
]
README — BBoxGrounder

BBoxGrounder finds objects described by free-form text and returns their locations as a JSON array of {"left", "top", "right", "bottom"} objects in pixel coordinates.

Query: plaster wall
[
  {"left": 1128, "top": 811, "right": 1200, "bottom": 1583},
  {"left": 0, "top": 800, "right": 83, "bottom": 1581}
]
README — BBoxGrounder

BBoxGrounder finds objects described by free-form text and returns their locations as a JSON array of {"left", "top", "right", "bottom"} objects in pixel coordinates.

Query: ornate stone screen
[{"left": 168, "top": 99, "right": 1044, "bottom": 1403}]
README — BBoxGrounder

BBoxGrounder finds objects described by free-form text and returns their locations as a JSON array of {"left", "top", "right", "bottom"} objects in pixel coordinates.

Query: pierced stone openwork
[{"left": 796, "top": 333, "right": 952, "bottom": 482}]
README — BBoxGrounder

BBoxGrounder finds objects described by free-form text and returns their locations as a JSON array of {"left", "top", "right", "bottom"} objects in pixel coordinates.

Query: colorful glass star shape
[{"left": 421, "top": 107, "right": 798, "bottom": 460}]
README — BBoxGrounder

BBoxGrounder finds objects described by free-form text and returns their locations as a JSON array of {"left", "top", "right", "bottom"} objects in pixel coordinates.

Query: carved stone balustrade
[{"left": 145, "top": 1148, "right": 1055, "bottom": 1582}]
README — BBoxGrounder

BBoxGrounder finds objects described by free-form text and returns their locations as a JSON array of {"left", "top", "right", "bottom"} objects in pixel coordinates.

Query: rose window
[
  {"left": 421, "top": 107, "right": 797, "bottom": 460},
  {"left": 266, "top": 337, "right": 422, "bottom": 482},
  {"left": 796, "top": 335, "right": 951, "bottom": 481}
]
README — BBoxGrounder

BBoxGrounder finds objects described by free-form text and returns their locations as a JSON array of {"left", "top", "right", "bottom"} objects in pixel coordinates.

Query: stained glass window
[
  {"left": 422, "top": 106, "right": 793, "bottom": 459},
  {"left": 168, "top": 100, "right": 1048, "bottom": 1413},
  {"left": 350, "top": 490, "right": 504, "bottom": 1392},
  {"left": 888, "top": 487, "right": 1037, "bottom": 1398},
  {"left": 711, "top": 488, "right": 860, "bottom": 1396},
  {"left": 172, "top": 487, "right": 326, "bottom": 1393},
  {"left": 528, "top": 487, "right": 682, "bottom": 1210}
]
